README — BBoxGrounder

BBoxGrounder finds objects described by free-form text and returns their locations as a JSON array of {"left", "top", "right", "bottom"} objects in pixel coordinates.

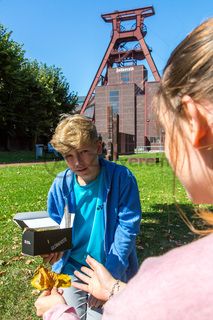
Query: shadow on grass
[
  {"left": 0, "top": 150, "right": 63, "bottom": 164},
  {"left": 137, "top": 203, "right": 203, "bottom": 264}
]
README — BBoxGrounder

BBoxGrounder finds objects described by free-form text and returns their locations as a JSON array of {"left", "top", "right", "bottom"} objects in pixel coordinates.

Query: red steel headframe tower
[{"left": 80, "top": 6, "right": 160, "bottom": 115}]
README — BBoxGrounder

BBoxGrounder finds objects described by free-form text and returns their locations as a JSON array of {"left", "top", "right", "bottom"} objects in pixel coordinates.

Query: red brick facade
[{"left": 95, "top": 65, "right": 162, "bottom": 154}]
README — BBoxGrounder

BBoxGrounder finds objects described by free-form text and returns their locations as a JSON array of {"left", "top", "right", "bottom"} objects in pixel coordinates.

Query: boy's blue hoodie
[{"left": 47, "top": 158, "right": 142, "bottom": 282}]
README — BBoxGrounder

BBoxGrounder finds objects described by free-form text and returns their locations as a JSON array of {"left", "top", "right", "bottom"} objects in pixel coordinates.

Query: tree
[
  {"left": 0, "top": 24, "right": 26, "bottom": 150},
  {"left": 0, "top": 24, "right": 77, "bottom": 150},
  {"left": 15, "top": 61, "right": 77, "bottom": 148}
]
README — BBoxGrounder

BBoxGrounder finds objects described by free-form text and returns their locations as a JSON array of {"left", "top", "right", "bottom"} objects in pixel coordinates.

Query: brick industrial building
[{"left": 81, "top": 6, "right": 164, "bottom": 156}]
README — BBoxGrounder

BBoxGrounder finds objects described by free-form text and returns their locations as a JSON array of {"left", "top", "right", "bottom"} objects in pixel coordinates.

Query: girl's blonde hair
[
  {"left": 154, "top": 18, "right": 213, "bottom": 235},
  {"left": 51, "top": 114, "right": 98, "bottom": 156}
]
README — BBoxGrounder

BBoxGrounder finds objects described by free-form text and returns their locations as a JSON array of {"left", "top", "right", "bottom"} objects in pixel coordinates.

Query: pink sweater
[
  {"left": 44, "top": 233, "right": 213, "bottom": 320},
  {"left": 44, "top": 305, "right": 78, "bottom": 320}
]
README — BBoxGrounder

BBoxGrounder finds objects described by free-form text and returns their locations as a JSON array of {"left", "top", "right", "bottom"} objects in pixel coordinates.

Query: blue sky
[{"left": 0, "top": 0, "right": 212, "bottom": 96}]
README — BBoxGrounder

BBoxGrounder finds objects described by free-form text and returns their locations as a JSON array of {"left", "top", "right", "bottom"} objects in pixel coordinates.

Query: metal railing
[{"left": 134, "top": 145, "right": 164, "bottom": 153}]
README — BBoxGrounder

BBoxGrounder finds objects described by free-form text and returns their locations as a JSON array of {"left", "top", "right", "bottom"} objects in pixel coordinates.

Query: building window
[
  {"left": 109, "top": 90, "right": 119, "bottom": 115},
  {"left": 120, "top": 71, "right": 130, "bottom": 83},
  {"left": 150, "top": 136, "right": 161, "bottom": 144}
]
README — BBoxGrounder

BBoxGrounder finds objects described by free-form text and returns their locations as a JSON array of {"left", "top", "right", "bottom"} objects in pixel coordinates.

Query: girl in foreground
[{"left": 35, "top": 18, "right": 213, "bottom": 320}]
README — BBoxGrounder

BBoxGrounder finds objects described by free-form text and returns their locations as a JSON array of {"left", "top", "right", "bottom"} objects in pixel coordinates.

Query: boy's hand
[{"left": 41, "top": 252, "right": 64, "bottom": 265}]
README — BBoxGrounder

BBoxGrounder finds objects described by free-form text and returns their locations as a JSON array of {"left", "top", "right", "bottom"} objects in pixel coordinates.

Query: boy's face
[{"left": 64, "top": 141, "right": 102, "bottom": 184}]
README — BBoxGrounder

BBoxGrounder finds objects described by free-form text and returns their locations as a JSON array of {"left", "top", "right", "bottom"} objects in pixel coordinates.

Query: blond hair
[
  {"left": 51, "top": 114, "right": 98, "bottom": 156},
  {"left": 154, "top": 18, "right": 213, "bottom": 235}
]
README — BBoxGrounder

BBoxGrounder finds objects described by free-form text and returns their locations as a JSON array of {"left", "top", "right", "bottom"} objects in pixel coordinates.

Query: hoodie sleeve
[
  {"left": 47, "top": 177, "right": 65, "bottom": 224},
  {"left": 105, "top": 168, "right": 142, "bottom": 279},
  {"left": 47, "top": 169, "right": 73, "bottom": 224}
]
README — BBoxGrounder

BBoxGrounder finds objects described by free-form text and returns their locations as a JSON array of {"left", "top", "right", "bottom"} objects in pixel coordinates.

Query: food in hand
[{"left": 31, "top": 265, "right": 71, "bottom": 290}]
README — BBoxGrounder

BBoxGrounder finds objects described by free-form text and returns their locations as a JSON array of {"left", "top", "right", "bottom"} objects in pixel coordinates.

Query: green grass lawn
[{"left": 0, "top": 157, "right": 209, "bottom": 319}]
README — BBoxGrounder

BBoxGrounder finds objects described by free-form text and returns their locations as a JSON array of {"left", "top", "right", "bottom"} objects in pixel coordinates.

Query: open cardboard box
[{"left": 13, "top": 211, "right": 74, "bottom": 256}]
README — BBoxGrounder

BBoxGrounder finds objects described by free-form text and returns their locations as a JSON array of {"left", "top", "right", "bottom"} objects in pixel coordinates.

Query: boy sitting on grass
[{"left": 41, "top": 114, "right": 142, "bottom": 320}]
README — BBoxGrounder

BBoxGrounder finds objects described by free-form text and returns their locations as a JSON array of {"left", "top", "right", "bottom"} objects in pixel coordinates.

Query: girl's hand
[
  {"left": 34, "top": 287, "right": 65, "bottom": 317},
  {"left": 73, "top": 255, "right": 117, "bottom": 302}
]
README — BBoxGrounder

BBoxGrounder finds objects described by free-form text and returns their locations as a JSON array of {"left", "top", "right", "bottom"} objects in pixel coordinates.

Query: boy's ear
[
  {"left": 182, "top": 95, "right": 208, "bottom": 148},
  {"left": 97, "top": 140, "right": 102, "bottom": 154}
]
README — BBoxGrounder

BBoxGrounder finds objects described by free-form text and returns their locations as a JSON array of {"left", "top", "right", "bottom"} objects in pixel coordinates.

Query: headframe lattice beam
[{"left": 81, "top": 6, "right": 160, "bottom": 114}]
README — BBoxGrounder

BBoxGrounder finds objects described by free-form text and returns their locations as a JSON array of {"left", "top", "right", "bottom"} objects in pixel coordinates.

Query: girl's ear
[{"left": 182, "top": 95, "right": 208, "bottom": 148}]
